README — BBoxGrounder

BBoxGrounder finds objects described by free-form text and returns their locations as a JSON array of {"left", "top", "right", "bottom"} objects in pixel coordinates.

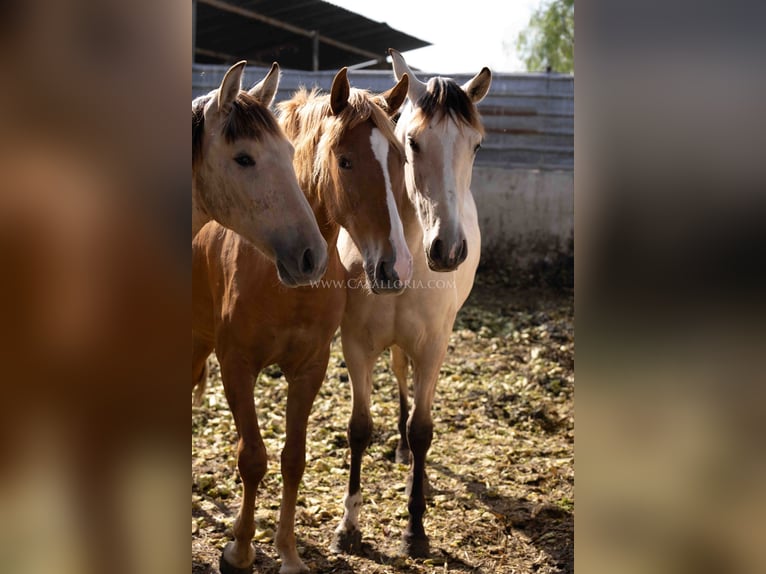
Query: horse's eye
[
  {"left": 474, "top": 143, "right": 482, "bottom": 154},
  {"left": 408, "top": 136, "right": 420, "bottom": 153},
  {"left": 234, "top": 154, "right": 255, "bottom": 167},
  {"left": 339, "top": 156, "right": 352, "bottom": 170}
]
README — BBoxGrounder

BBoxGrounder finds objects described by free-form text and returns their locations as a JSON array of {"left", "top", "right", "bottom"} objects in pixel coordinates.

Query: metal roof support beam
[
  {"left": 199, "top": 0, "right": 385, "bottom": 64},
  {"left": 312, "top": 31, "right": 319, "bottom": 71},
  {"left": 347, "top": 58, "right": 386, "bottom": 71},
  {"left": 195, "top": 46, "right": 242, "bottom": 64}
]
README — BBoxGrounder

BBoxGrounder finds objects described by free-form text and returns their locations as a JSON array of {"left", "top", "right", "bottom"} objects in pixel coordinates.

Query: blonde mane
[{"left": 277, "top": 87, "right": 404, "bottom": 214}]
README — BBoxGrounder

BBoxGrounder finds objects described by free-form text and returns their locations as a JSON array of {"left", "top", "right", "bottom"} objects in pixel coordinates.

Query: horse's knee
[
  {"left": 406, "top": 417, "right": 433, "bottom": 456},
  {"left": 280, "top": 447, "right": 306, "bottom": 484},
  {"left": 237, "top": 440, "right": 268, "bottom": 484},
  {"left": 348, "top": 416, "right": 373, "bottom": 453}
]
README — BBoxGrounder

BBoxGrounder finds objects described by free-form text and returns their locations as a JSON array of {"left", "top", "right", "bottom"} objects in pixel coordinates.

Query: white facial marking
[
  {"left": 441, "top": 122, "right": 459, "bottom": 223},
  {"left": 370, "top": 128, "right": 412, "bottom": 281}
]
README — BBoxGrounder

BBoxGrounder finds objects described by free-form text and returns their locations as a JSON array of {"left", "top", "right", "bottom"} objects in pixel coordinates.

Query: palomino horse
[
  {"left": 332, "top": 49, "right": 492, "bottom": 557},
  {"left": 192, "top": 68, "right": 411, "bottom": 574},
  {"left": 192, "top": 61, "right": 327, "bottom": 286}
]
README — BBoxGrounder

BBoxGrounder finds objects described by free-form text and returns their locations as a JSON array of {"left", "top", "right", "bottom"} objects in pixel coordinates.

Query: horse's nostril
[
  {"left": 429, "top": 238, "right": 444, "bottom": 263},
  {"left": 376, "top": 259, "right": 392, "bottom": 282},
  {"left": 457, "top": 239, "right": 468, "bottom": 263},
  {"left": 300, "top": 248, "right": 315, "bottom": 275}
]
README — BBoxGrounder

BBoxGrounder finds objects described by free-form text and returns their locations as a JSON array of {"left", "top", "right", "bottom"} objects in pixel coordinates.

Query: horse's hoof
[
  {"left": 330, "top": 527, "right": 363, "bottom": 554},
  {"left": 219, "top": 554, "right": 254, "bottom": 574},
  {"left": 401, "top": 533, "right": 430, "bottom": 558},
  {"left": 395, "top": 446, "right": 411, "bottom": 465}
]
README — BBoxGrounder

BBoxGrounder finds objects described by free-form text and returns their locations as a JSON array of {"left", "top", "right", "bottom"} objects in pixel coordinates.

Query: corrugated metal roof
[{"left": 194, "top": 0, "right": 431, "bottom": 70}]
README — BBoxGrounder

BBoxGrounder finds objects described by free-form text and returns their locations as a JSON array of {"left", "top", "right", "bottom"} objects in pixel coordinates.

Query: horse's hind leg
[
  {"left": 275, "top": 357, "right": 328, "bottom": 574},
  {"left": 192, "top": 360, "right": 209, "bottom": 407},
  {"left": 218, "top": 352, "right": 267, "bottom": 573},
  {"left": 192, "top": 334, "right": 212, "bottom": 406},
  {"left": 391, "top": 345, "right": 411, "bottom": 464},
  {"left": 331, "top": 330, "right": 379, "bottom": 554}
]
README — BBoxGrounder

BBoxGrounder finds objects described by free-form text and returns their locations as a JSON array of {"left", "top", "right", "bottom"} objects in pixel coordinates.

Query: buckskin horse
[
  {"left": 332, "top": 49, "right": 491, "bottom": 558},
  {"left": 192, "top": 61, "right": 327, "bottom": 286}
]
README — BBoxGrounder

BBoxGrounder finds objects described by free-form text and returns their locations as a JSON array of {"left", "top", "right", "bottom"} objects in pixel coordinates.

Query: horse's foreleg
[
  {"left": 393, "top": 344, "right": 433, "bottom": 497},
  {"left": 276, "top": 359, "right": 327, "bottom": 574},
  {"left": 391, "top": 345, "right": 411, "bottom": 464},
  {"left": 401, "top": 344, "right": 446, "bottom": 558},
  {"left": 218, "top": 353, "right": 266, "bottom": 574},
  {"left": 331, "top": 331, "right": 378, "bottom": 554}
]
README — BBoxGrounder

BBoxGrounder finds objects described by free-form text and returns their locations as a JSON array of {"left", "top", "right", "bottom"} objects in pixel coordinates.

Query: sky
[{"left": 327, "top": 0, "right": 540, "bottom": 74}]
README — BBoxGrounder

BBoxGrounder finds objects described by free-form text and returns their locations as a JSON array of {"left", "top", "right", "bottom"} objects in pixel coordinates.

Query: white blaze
[
  {"left": 370, "top": 128, "right": 412, "bottom": 282},
  {"left": 441, "top": 122, "right": 460, "bottom": 242}
]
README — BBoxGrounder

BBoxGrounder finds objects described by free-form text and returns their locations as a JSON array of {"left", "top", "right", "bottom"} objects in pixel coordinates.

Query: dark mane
[
  {"left": 192, "top": 91, "right": 281, "bottom": 167},
  {"left": 192, "top": 95, "right": 207, "bottom": 167},
  {"left": 416, "top": 77, "right": 484, "bottom": 133}
]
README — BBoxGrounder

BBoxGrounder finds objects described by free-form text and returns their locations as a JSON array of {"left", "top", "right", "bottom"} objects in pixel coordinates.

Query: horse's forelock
[
  {"left": 222, "top": 92, "right": 281, "bottom": 143},
  {"left": 415, "top": 77, "right": 484, "bottom": 135},
  {"left": 193, "top": 91, "right": 282, "bottom": 167}
]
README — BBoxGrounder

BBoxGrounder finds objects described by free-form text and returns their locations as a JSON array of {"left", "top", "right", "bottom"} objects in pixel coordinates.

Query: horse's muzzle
[
  {"left": 369, "top": 258, "right": 405, "bottom": 294},
  {"left": 276, "top": 244, "right": 328, "bottom": 287},
  {"left": 426, "top": 237, "right": 468, "bottom": 272}
]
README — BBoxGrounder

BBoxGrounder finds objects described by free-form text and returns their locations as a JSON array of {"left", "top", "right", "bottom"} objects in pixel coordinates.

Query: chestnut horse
[
  {"left": 192, "top": 61, "right": 327, "bottom": 286},
  {"left": 192, "top": 68, "right": 411, "bottom": 574},
  {"left": 332, "top": 49, "right": 492, "bottom": 557}
]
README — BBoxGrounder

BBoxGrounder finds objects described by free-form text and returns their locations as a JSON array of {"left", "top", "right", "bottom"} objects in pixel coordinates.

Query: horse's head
[
  {"left": 389, "top": 49, "right": 491, "bottom": 272},
  {"left": 192, "top": 61, "right": 327, "bottom": 286},
  {"left": 286, "top": 68, "right": 412, "bottom": 293}
]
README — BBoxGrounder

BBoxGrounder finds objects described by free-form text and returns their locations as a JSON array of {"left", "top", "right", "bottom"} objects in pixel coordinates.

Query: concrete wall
[{"left": 472, "top": 167, "right": 573, "bottom": 284}]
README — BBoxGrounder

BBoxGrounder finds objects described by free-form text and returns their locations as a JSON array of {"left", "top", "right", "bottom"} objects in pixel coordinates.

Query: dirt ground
[{"left": 192, "top": 273, "right": 574, "bottom": 573}]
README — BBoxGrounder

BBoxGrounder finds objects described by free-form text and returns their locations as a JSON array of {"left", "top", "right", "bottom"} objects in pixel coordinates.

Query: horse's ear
[
  {"left": 462, "top": 67, "right": 492, "bottom": 104},
  {"left": 378, "top": 73, "right": 409, "bottom": 117},
  {"left": 216, "top": 60, "right": 246, "bottom": 115},
  {"left": 248, "top": 62, "right": 280, "bottom": 107},
  {"left": 388, "top": 48, "right": 426, "bottom": 104},
  {"left": 330, "top": 67, "right": 350, "bottom": 115}
]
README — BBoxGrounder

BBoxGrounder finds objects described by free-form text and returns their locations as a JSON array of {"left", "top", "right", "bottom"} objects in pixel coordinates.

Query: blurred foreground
[
  {"left": 2, "top": 1, "right": 766, "bottom": 573},
  {"left": 0, "top": 2, "right": 189, "bottom": 573}
]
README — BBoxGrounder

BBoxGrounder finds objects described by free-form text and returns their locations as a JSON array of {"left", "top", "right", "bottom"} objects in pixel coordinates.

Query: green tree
[{"left": 516, "top": 0, "right": 574, "bottom": 73}]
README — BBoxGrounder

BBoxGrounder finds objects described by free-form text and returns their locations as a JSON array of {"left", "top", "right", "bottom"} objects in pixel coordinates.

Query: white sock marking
[{"left": 340, "top": 491, "right": 363, "bottom": 530}]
